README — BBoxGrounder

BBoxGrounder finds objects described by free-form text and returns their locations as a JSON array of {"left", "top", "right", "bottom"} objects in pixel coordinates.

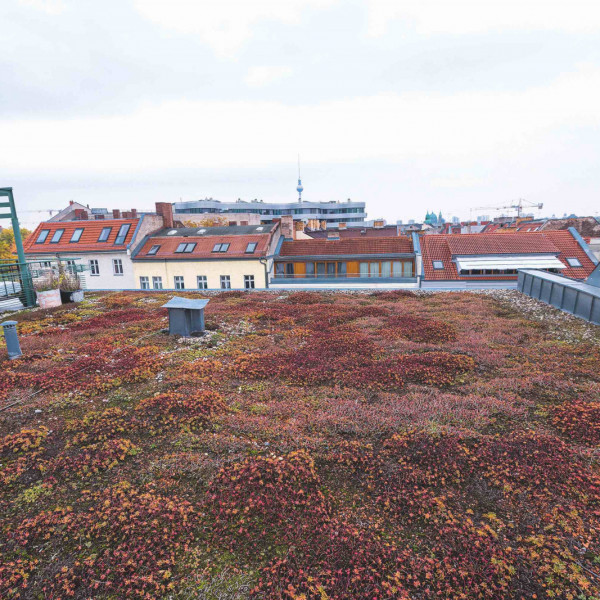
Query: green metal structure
[{"left": 0, "top": 187, "right": 36, "bottom": 307}]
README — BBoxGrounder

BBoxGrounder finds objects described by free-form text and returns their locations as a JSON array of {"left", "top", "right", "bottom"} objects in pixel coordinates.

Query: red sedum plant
[{"left": 2, "top": 289, "right": 600, "bottom": 599}]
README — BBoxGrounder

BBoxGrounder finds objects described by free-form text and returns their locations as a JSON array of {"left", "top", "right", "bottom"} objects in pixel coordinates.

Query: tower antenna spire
[{"left": 296, "top": 154, "right": 303, "bottom": 202}]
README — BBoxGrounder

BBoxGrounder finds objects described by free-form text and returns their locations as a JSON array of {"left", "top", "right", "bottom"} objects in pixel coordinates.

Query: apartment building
[
  {"left": 23, "top": 206, "right": 168, "bottom": 289},
  {"left": 420, "top": 230, "right": 597, "bottom": 286},
  {"left": 131, "top": 221, "right": 283, "bottom": 291}
]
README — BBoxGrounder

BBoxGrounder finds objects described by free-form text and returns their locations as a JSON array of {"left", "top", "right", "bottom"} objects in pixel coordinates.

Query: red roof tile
[
  {"left": 446, "top": 233, "right": 559, "bottom": 255},
  {"left": 421, "top": 231, "right": 596, "bottom": 281},
  {"left": 24, "top": 219, "right": 139, "bottom": 254},
  {"left": 305, "top": 227, "right": 399, "bottom": 239},
  {"left": 134, "top": 233, "right": 271, "bottom": 260},
  {"left": 278, "top": 237, "right": 413, "bottom": 257}
]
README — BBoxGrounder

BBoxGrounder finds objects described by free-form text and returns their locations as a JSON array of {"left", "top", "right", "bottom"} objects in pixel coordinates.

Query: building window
[
  {"left": 112, "top": 259, "right": 123, "bottom": 275},
  {"left": 50, "top": 229, "right": 65, "bottom": 243},
  {"left": 36, "top": 229, "right": 50, "bottom": 244},
  {"left": 174, "top": 276, "right": 185, "bottom": 289},
  {"left": 244, "top": 275, "right": 255, "bottom": 289},
  {"left": 566, "top": 257, "right": 582, "bottom": 267},
  {"left": 70, "top": 228, "right": 84, "bottom": 243},
  {"left": 245, "top": 242, "right": 257, "bottom": 254},
  {"left": 212, "top": 243, "right": 230, "bottom": 253},
  {"left": 432, "top": 260, "right": 444, "bottom": 270},
  {"left": 140, "top": 276, "right": 150, "bottom": 289},
  {"left": 175, "top": 242, "right": 196, "bottom": 253},
  {"left": 197, "top": 275, "right": 208, "bottom": 289},
  {"left": 147, "top": 244, "right": 160, "bottom": 255},
  {"left": 152, "top": 276, "right": 163, "bottom": 290},
  {"left": 98, "top": 227, "right": 112, "bottom": 242},
  {"left": 114, "top": 223, "right": 131, "bottom": 245},
  {"left": 65, "top": 260, "right": 77, "bottom": 273},
  {"left": 220, "top": 275, "right": 231, "bottom": 289},
  {"left": 89, "top": 259, "right": 99, "bottom": 275}
]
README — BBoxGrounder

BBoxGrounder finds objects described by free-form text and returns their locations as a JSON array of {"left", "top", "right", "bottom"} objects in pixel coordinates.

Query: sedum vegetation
[{"left": 1, "top": 289, "right": 599, "bottom": 599}]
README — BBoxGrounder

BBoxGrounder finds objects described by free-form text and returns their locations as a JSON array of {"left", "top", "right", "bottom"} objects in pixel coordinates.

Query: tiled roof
[
  {"left": 24, "top": 219, "right": 139, "bottom": 254},
  {"left": 134, "top": 233, "right": 272, "bottom": 260},
  {"left": 446, "top": 233, "right": 560, "bottom": 255},
  {"left": 150, "top": 224, "right": 275, "bottom": 238},
  {"left": 421, "top": 231, "right": 596, "bottom": 280},
  {"left": 305, "top": 226, "right": 399, "bottom": 239},
  {"left": 516, "top": 222, "right": 544, "bottom": 232},
  {"left": 278, "top": 237, "right": 413, "bottom": 258}
]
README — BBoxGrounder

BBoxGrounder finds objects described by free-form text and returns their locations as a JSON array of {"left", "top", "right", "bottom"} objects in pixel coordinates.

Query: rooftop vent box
[{"left": 162, "top": 297, "right": 209, "bottom": 337}]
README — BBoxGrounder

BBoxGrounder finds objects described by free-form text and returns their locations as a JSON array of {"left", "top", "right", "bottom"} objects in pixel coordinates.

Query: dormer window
[
  {"left": 212, "top": 243, "right": 230, "bottom": 253},
  {"left": 70, "top": 228, "right": 84, "bottom": 243},
  {"left": 147, "top": 245, "right": 160, "bottom": 255},
  {"left": 432, "top": 260, "right": 444, "bottom": 270},
  {"left": 50, "top": 229, "right": 65, "bottom": 243},
  {"left": 98, "top": 227, "right": 112, "bottom": 242},
  {"left": 36, "top": 230, "right": 50, "bottom": 244},
  {"left": 114, "top": 223, "right": 131, "bottom": 245},
  {"left": 245, "top": 242, "right": 257, "bottom": 254},
  {"left": 175, "top": 243, "right": 196, "bottom": 253},
  {"left": 566, "top": 257, "right": 582, "bottom": 267}
]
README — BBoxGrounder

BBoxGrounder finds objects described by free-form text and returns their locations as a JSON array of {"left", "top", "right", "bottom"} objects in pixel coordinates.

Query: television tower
[{"left": 296, "top": 155, "right": 303, "bottom": 202}]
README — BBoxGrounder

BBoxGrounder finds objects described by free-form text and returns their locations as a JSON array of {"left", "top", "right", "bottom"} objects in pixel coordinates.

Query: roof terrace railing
[{"left": 517, "top": 269, "right": 600, "bottom": 325}]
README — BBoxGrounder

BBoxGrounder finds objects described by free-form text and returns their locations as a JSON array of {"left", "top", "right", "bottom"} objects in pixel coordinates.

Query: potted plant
[
  {"left": 34, "top": 272, "right": 62, "bottom": 309},
  {"left": 59, "top": 272, "right": 84, "bottom": 303}
]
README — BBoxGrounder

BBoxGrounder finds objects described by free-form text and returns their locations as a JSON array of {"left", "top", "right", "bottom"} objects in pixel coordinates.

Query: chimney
[
  {"left": 155, "top": 202, "right": 174, "bottom": 229},
  {"left": 113, "top": 209, "right": 121, "bottom": 219},
  {"left": 374, "top": 219, "right": 385, "bottom": 229},
  {"left": 131, "top": 208, "right": 137, "bottom": 218},
  {"left": 320, "top": 220, "right": 327, "bottom": 230},
  {"left": 69, "top": 200, "right": 74, "bottom": 205},
  {"left": 279, "top": 215, "right": 295, "bottom": 240},
  {"left": 294, "top": 220, "right": 305, "bottom": 234},
  {"left": 338, "top": 222, "right": 347, "bottom": 230},
  {"left": 74, "top": 209, "right": 87, "bottom": 220}
]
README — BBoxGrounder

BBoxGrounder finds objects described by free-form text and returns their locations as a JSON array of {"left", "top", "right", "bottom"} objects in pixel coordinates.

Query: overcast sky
[{"left": 2, "top": 0, "right": 600, "bottom": 228}]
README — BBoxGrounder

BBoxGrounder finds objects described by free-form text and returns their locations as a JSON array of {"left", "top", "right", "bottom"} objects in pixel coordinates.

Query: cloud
[
  {"left": 133, "top": 0, "right": 337, "bottom": 58},
  {"left": 244, "top": 66, "right": 293, "bottom": 87},
  {"left": 1, "top": 64, "right": 598, "bottom": 172},
  {"left": 366, "top": 0, "right": 600, "bottom": 37},
  {"left": 19, "top": 0, "right": 65, "bottom": 14}
]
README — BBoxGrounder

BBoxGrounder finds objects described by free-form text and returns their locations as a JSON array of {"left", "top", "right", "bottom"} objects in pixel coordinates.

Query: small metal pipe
[{"left": 1, "top": 320, "right": 22, "bottom": 360}]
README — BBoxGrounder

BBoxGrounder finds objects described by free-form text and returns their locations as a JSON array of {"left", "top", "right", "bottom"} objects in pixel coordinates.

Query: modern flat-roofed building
[{"left": 173, "top": 198, "right": 367, "bottom": 228}]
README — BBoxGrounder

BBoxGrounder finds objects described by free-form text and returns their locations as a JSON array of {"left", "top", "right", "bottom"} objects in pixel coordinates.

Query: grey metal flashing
[
  {"left": 127, "top": 214, "right": 145, "bottom": 251},
  {"left": 276, "top": 253, "right": 415, "bottom": 261},
  {"left": 272, "top": 276, "right": 418, "bottom": 285},
  {"left": 150, "top": 225, "right": 276, "bottom": 238},
  {"left": 133, "top": 256, "right": 269, "bottom": 263},
  {"left": 130, "top": 233, "right": 150, "bottom": 259},
  {"left": 568, "top": 226, "right": 598, "bottom": 265},
  {"left": 273, "top": 235, "right": 285, "bottom": 256}
]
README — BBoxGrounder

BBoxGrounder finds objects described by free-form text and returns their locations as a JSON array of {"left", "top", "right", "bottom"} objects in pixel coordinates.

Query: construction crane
[
  {"left": 470, "top": 199, "right": 543, "bottom": 221},
  {"left": 19, "top": 208, "right": 60, "bottom": 217}
]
